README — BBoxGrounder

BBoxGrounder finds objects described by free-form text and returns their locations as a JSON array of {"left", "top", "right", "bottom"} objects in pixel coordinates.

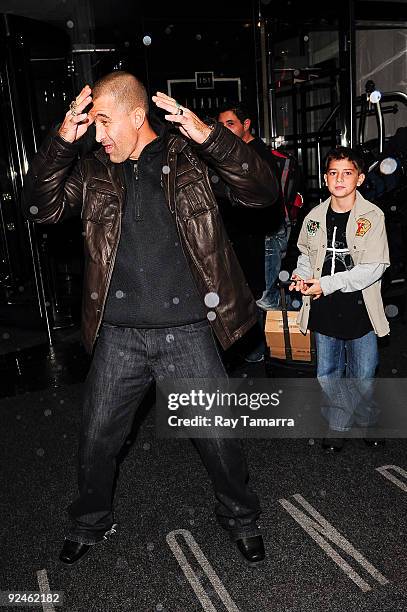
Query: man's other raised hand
[{"left": 58, "top": 85, "right": 94, "bottom": 143}]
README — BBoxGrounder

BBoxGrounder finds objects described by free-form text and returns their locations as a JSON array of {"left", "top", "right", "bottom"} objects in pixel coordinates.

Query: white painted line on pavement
[
  {"left": 279, "top": 494, "right": 389, "bottom": 592},
  {"left": 166, "top": 529, "right": 240, "bottom": 612},
  {"left": 376, "top": 465, "right": 407, "bottom": 493},
  {"left": 36, "top": 569, "right": 56, "bottom": 612}
]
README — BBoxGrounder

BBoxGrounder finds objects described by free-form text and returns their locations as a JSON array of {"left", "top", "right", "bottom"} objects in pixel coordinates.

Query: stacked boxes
[{"left": 265, "top": 311, "right": 312, "bottom": 361}]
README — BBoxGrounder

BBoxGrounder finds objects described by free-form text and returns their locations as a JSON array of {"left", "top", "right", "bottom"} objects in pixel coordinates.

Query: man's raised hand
[
  {"left": 152, "top": 91, "right": 213, "bottom": 144},
  {"left": 58, "top": 85, "right": 94, "bottom": 143}
]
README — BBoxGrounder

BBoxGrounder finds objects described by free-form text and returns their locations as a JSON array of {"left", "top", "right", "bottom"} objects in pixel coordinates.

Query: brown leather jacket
[{"left": 24, "top": 122, "right": 279, "bottom": 353}]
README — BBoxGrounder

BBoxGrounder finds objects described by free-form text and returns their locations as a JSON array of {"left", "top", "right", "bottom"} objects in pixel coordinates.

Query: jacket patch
[
  {"left": 356, "top": 217, "right": 371, "bottom": 236},
  {"left": 306, "top": 220, "right": 320, "bottom": 236}
]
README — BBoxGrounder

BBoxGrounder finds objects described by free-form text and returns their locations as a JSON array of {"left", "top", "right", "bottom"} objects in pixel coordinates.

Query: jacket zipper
[
  {"left": 134, "top": 161, "right": 142, "bottom": 221},
  {"left": 172, "top": 189, "right": 234, "bottom": 342},
  {"left": 167, "top": 147, "right": 208, "bottom": 300},
  {"left": 168, "top": 144, "right": 233, "bottom": 341},
  {"left": 91, "top": 166, "right": 123, "bottom": 348},
  {"left": 91, "top": 155, "right": 145, "bottom": 346}
]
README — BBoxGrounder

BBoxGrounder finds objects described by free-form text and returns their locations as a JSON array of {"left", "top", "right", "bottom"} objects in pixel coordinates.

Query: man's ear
[
  {"left": 132, "top": 107, "right": 146, "bottom": 130},
  {"left": 243, "top": 118, "right": 251, "bottom": 134},
  {"left": 357, "top": 173, "right": 366, "bottom": 186}
]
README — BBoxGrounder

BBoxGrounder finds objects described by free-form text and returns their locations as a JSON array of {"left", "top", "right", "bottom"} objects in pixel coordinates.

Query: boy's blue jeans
[{"left": 314, "top": 331, "right": 379, "bottom": 433}]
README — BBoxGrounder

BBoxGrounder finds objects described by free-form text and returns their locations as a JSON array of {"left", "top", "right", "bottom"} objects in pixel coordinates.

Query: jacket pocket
[
  {"left": 82, "top": 188, "right": 118, "bottom": 225},
  {"left": 352, "top": 247, "right": 366, "bottom": 265},
  {"left": 182, "top": 181, "right": 216, "bottom": 217},
  {"left": 175, "top": 165, "right": 202, "bottom": 189}
]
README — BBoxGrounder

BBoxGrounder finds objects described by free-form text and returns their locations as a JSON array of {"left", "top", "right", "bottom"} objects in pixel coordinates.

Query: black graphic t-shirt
[{"left": 308, "top": 207, "right": 373, "bottom": 339}]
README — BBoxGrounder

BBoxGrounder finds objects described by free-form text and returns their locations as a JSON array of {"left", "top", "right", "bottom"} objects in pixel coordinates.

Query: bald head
[{"left": 92, "top": 71, "right": 149, "bottom": 114}]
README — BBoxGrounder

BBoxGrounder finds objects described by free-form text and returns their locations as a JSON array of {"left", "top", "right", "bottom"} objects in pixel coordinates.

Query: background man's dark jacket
[
  {"left": 214, "top": 136, "right": 284, "bottom": 299},
  {"left": 23, "top": 122, "right": 279, "bottom": 352}
]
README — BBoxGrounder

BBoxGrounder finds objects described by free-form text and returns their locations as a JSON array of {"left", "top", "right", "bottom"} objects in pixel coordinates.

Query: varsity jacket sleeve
[
  {"left": 320, "top": 262, "right": 388, "bottom": 295},
  {"left": 23, "top": 130, "right": 84, "bottom": 224},
  {"left": 192, "top": 122, "right": 280, "bottom": 209},
  {"left": 292, "top": 254, "right": 313, "bottom": 280}
]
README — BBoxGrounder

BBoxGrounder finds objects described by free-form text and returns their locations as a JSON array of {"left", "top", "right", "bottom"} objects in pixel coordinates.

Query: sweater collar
[{"left": 93, "top": 117, "right": 173, "bottom": 166}]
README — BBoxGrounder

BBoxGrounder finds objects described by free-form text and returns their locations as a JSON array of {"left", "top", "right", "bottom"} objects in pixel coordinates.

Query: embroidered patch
[
  {"left": 306, "top": 220, "right": 320, "bottom": 236},
  {"left": 355, "top": 217, "right": 371, "bottom": 237}
]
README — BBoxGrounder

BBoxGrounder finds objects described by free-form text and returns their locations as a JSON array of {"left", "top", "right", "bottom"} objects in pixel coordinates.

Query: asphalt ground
[{"left": 1, "top": 316, "right": 407, "bottom": 611}]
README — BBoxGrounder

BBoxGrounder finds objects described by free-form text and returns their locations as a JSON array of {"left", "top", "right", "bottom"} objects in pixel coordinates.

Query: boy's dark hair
[
  {"left": 324, "top": 146, "right": 366, "bottom": 175},
  {"left": 218, "top": 100, "right": 252, "bottom": 124}
]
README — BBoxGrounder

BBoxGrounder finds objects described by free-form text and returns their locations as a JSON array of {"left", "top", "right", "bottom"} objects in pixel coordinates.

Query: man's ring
[
  {"left": 69, "top": 100, "right": 78, "bottom": 116},
  {"left": 175, "top": 101, "right": 184, "bottom": 115}
]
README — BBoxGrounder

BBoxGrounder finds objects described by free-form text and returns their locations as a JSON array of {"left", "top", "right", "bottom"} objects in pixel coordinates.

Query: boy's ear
[
  {"left": 357, "top": 173, "right": 366, "bottom": 186},
  {"left": 323, "top": 173, "right": 328, "bottom": 185}
]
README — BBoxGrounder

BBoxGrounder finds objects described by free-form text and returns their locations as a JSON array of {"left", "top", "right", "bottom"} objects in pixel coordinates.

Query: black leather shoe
[
  {"left": 364, "top": 438, "right": 386, "bottom": 448},
  {"left": 322, "top": 437, "right": 344, "bottom": 452},
  {"left": 235, "top": 535, "right": 265, "bottom": 564},
  {"left": 59, "top": 539, "right": 91, "bottom": 566}
]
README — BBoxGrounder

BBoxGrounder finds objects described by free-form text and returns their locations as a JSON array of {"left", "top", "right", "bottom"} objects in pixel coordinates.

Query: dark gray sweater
[{"left": 103, "top": 133, "right": 206, "bottom": 327}]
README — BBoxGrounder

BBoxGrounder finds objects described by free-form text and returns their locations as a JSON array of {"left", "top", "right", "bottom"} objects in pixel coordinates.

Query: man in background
[{"left": 217, "top": 101, "right": 284, "bottom": 361}]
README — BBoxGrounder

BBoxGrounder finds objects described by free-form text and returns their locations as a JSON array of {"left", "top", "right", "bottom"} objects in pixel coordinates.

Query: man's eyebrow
[{"left": 93, "top": 112, "right": 111, "bottom": 119}]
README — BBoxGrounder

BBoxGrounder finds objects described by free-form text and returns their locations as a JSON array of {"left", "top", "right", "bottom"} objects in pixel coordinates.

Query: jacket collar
[
  {"left": 311, "top": 190, "right": 377, "bottom": 222},
  {"left": 166, "top": 132, "right": 190, "bottom": 154},
  {"left": 94, "top": 146, "right": 110, "bottom": 165}
]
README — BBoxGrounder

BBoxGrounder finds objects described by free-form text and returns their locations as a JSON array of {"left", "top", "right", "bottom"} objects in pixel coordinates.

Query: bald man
[{"left": 24, "top": 72, "right": 279, "bottom": 566}]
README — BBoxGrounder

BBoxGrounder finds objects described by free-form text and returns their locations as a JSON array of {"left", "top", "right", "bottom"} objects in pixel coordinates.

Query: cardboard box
[
  {"left": 269, "top": 347, "right": 287, "bottom": 360},
  {"left": 265, "top": 310, "right": 311, "bottom": 361},
  {"left": 269, "top": 347, "right": 312, "bottom": 361}
]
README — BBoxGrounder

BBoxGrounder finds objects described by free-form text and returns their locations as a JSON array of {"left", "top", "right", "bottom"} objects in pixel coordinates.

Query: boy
[{"left": 289, "top": 146, "right": 390, "bottom": 451}]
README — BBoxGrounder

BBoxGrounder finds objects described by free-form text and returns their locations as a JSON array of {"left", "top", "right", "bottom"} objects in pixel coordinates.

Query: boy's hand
[
  {"left": 302, "top": 278, "right": 323, "bottom": 300},
  {"left": 289, "top": 274, "right": 306, "bottom": 292}
]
